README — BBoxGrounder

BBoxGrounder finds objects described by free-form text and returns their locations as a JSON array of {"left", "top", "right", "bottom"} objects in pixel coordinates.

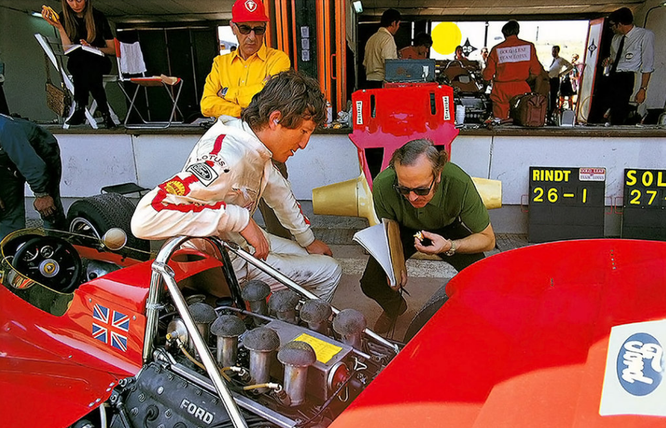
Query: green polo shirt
[{"left": 372, "top": 162, "right": 490, "bottom": 233}]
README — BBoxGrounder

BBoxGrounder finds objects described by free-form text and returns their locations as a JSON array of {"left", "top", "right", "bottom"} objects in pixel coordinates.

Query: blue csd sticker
[{"left": 616, "top": 333, "right": 664, "bottom": 396}]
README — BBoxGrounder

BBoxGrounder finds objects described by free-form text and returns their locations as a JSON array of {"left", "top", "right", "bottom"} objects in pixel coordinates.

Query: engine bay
[
  {"left": 0, "top": 231, "right": 399, "bottom": 427},
  {"left": 110, "top": 289, "right": 395, "bottom": 427}
]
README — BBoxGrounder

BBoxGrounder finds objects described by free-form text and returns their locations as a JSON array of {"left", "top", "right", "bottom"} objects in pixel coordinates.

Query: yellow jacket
[{"left": 200, "top": 45, "right": 291, "bottom": 118}]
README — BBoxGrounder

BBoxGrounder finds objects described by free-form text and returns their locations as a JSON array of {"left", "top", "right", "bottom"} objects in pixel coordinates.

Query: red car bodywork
[
  {"left": 332, "top": 239, "right": 666, "bottom": 428},
  {"left": 0, "top": 243, "right": 224, "bottom": 428},
  {"left": 3, "top": 231, "right": 666, "bottom": 427},
  {"left": 350, "top": 85, "right": 458, "bottom": 189}
]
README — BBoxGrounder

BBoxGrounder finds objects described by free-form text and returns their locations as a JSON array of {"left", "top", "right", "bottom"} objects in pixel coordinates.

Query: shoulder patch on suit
[
  {"left": 187, "top": 162, "right": 219, "bottom": 187},
  {"left": 159, "top": 177, "right": 190, "bottom": 196}
]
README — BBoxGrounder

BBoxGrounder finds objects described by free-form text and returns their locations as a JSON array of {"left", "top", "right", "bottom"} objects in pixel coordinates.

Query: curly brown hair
[{"left": 241, "top": 70, "right": 326, "bottom": 130}]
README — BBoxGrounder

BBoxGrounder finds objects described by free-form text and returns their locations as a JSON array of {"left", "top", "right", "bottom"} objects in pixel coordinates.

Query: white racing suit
[{"left": 131, "top": 116, "right": 341, "bottom": 302}]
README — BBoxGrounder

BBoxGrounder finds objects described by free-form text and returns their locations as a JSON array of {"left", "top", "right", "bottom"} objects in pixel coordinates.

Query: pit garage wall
[
  {"left": 43, "top": 132, "right": 666, "bottom": 236},
  {"left": 452, "top": 135, "right": 666, "bottom": 235}
]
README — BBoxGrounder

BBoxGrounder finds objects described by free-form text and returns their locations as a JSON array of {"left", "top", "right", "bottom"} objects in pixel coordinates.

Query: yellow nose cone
[{"left": 312, "top": 174, "right": 379, "bottom": 226}]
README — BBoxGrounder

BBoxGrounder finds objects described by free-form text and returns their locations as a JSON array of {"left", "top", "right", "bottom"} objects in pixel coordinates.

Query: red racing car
[{"left": 2, "top": 226, "right": 665, "bottom": 427}]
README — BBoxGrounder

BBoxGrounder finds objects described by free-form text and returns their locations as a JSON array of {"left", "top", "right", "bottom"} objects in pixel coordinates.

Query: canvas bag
[
  {"left": 44, "top": 54, "right": 70, "bottom": 117},
  {"left": 510, "top": 93, "right": 547, "bottom": 127}
]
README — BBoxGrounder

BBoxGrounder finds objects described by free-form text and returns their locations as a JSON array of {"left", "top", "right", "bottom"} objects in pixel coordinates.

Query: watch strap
[{"left": 445, "top": 240, "right": 456, "bottom": 257}]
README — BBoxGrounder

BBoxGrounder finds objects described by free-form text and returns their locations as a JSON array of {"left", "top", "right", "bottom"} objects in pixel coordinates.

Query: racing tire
[
  {"left": 404, "top": 281, "right": 449, "bottom": 342},
  {"left": 67, "top": 193, "right": 150, "bottom": 252}
]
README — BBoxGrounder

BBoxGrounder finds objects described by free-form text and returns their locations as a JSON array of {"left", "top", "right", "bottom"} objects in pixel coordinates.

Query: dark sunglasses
[
  {"left": 393, "top": 177, "right": 436, "bottom": 196},
  {"left": 235, "top": 24, "right": 266, "bottom": 35}
]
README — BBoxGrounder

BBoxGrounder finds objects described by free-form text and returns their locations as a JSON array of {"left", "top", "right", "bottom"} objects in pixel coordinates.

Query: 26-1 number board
[{"left": 528, "top": 167, "right": 606, "bottom": 243}]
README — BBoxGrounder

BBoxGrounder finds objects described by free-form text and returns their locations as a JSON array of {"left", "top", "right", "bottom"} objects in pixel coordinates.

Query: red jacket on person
[{"left": 483, "top": 35, "right": 543, "bottom": 119}]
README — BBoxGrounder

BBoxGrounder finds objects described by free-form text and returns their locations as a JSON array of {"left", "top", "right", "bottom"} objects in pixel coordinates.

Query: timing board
[
  {"left": 528, "top": 167, "right": 606, "bottom": 243},
  {"left": 622, "top": 168, "right": 666, "bottom": 240}
]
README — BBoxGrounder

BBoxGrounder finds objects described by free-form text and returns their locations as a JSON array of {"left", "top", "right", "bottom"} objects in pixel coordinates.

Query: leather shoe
[
  {"left": 102, "top": 112, "right": 116, "bottom": 129},
  {"left": 373, "top": 298, "right": 407, "bottom": 334}
]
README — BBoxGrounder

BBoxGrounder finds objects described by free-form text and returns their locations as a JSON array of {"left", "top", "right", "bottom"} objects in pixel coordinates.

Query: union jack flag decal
[{"left": 92, "top": 303, "right": 130, "bottom": 352}]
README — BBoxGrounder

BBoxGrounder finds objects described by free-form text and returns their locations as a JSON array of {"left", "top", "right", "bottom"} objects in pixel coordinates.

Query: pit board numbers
[
  {"left": 622, "top": 169, "right": 666, "bottom": 240},
  {"left": 528, "top": 167, "right": 605, "bottom": 243}
]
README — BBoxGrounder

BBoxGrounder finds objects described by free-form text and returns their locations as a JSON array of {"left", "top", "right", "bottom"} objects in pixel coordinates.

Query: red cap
[{"left": 232, "top": 0, "right": 269, "bottom": 23}]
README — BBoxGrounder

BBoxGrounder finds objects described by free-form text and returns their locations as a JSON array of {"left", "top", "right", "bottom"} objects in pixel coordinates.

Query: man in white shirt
[
  {"left": 600, "top": 7, "right": 654, "bottom": 125},
  {"left": 362, "top": 9, "right": 401, "bottom": 89},
  {"left": 547, "top": 45, "right": 573, "bottom": 121}
]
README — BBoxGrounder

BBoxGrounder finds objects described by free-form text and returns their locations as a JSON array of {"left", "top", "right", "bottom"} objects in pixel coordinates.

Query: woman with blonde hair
[{"left": 42, "top": 0, "right": 116, "bottom": 128}]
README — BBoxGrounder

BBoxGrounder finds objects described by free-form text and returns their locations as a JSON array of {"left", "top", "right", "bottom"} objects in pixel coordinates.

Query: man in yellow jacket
[
  {"left": 200, "top": 0, "right": 290, "bottom": 118},
  {"left": 201, "top": 0, "right": 292, "bottom": 238}
]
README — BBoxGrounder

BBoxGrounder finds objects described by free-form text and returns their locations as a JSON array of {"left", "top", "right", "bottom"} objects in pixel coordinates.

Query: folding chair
[
  {"left": 35, "top": 33, "right": 119, "bottom": 129},
  {"left": 114, "top": 39, "right": 183, "bottom": 129}
]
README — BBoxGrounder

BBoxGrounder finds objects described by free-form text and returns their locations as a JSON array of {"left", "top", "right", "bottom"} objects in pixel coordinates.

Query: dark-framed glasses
[
  {"left": 393, "top": 177, "right": 436, "bottom": 196},
  {"left": 235, "top": 24, "right": 266, "bottom": 35}
]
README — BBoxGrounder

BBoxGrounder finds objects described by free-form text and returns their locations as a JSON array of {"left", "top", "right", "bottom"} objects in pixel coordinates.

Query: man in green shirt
[{"left": 361, "top": 139, "right": 496, "bottom": 333}]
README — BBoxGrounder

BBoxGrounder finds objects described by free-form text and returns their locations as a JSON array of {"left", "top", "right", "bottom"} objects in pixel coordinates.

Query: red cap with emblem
[{"left": 232, "top": 0, "right": 269, "bottom": 22}]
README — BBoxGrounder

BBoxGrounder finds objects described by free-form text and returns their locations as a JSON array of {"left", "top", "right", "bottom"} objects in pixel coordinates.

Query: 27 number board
[
  {"left": 528, "top": 167, "right": 606, "bottom": 243},
  {"left": 622, "top": 168, "right": 666, "bottom": 240}
]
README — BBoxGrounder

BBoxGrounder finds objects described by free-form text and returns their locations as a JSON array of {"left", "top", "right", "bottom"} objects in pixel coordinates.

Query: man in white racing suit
[{"left": 132, "top": 71, "right": 341, "bottom": 302}]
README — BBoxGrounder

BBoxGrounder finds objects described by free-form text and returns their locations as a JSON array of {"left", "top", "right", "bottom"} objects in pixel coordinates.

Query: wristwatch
[
  {"left": 445, "top": 240, "right": 456, "bottom": 257},
  {"left": 640, "top": 87, "right": 648, "bottom": 91},
  {"left": 219, "top": 87, "right": 229, "bottom": 98},
  {"left": 34, "top": 192, "right": 50, "bottom": 198}
]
